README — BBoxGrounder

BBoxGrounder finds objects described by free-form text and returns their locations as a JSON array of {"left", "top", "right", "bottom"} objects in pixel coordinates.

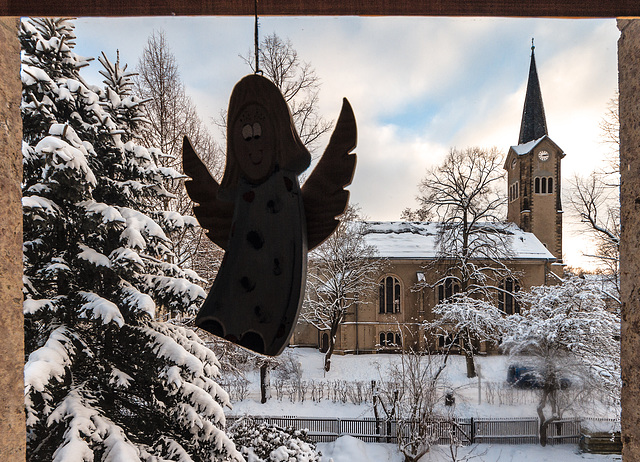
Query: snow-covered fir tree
[{"left": 21, "top": 18, "right": 242, "bottom": 461}]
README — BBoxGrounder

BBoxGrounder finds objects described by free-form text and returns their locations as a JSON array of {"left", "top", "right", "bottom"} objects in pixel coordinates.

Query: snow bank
[
  {"left": 318, "top": 436, "right": 403, "bottom": 462},
  {"left": 318, "top": 436, "right": 621, "bottom": 462}
]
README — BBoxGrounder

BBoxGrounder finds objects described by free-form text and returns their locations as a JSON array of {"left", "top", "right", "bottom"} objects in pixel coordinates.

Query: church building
[{"left": 291, "top": 45, "right": 565, "bottom": 354}]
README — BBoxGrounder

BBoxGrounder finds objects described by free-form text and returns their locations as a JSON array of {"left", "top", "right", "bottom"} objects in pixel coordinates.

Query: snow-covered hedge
[{"left": 229, "top": 419, "right": 321, "bottom": 462}]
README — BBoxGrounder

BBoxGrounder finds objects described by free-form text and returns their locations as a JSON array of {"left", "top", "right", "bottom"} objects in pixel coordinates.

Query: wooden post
[{"left": 0, "top": 17, "right": 25, "bottom": 462}]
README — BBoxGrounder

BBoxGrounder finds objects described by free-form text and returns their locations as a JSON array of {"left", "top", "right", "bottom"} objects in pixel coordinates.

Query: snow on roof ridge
[
  {"left": 511, "top": 135, "right": 546, "bottom": 155},
  {"left": 362, "top": 220, "right": 555, "bottom": 260}
]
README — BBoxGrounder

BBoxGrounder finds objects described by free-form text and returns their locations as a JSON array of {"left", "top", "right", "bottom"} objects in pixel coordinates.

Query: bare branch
[
  {"left": 301, "top": 205, "right": 386, "bottom": 371},
  {"left": 241, "top": 33, "right": 333, "bottom": 154}
]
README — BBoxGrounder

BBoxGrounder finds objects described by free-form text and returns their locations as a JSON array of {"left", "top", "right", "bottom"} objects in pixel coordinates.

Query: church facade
[{"left": 291, "top": 46, "right": 565, "bottom": 354}]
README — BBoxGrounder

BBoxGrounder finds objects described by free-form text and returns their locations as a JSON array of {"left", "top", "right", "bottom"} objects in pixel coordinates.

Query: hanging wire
[{"left": 254, "top": 0, "right": 262, "bottom": 74}]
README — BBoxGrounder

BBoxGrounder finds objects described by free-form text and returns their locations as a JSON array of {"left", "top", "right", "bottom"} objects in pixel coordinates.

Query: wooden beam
[{"left": 3, "top": 0, "right": 639, "bottom": 18}]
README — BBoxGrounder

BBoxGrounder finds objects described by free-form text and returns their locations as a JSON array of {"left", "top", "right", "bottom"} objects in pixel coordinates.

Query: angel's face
[{"left": 232, "top": 103, "right": 275, "bottom": 183}]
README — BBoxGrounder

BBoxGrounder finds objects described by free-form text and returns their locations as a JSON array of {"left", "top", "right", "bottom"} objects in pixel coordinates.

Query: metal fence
[{"left": 226, "top": 415, "right": 618, "bottom": 445}]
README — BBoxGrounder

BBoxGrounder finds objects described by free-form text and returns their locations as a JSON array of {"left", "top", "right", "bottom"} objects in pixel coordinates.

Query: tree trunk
[
  {"left": 537, "top": 389, "right": 550, "bottom": 446},
  {"left": 539, "top": 419, "right": 548, "bottom": 447},
  {"left": 464, "top": 349, "right": 476, "bottom": 378},
  {"left": 260, "top": 364, "right": 270, "bottom": 404},
  {"left": 324, "top": 342, "right": 334, "bottom": 372},
  {"left": 324, "top": 317, "right": 341, "bottom": 372},
  {"left": 372, "top": 381, "right": 381, "bottom": 442}
]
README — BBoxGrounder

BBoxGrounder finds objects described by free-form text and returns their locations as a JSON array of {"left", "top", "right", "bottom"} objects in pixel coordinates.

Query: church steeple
[
  {"left": 506, "top": 42, "right": 564, "bottom": 276},
  {"left": 518, "top": 41, "right": 548, "bottom": 144}
]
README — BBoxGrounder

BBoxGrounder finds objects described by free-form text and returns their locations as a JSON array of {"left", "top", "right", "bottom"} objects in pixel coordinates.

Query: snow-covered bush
[
  {"left": 501, "top": 276, "right": 621, "bottom": 446},
  {"left": 21, "top": 18, "right": 242, "bottom": 461},
  {"left": 229, "top": 419, "right": 321, "bottom": 462}
]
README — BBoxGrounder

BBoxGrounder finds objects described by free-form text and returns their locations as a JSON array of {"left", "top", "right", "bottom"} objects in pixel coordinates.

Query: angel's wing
[
  {"left": 182, "top": 137, "right": 234, "bottom": 250},
  {"left": 302, "top": 98, "right": 357, "bottom": 250}
]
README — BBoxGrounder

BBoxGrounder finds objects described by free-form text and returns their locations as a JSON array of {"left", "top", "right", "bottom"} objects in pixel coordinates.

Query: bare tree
[
  {"left": 599, "top": 92, "right": 620, "bottom": 166},
  {"left": 400, "top": 206, "right": 434, "bottom": 222},
  {"left": 135, "top": 30, "right": 219, "bottom": 169},
  {"left": 301, "top": 205, "right": 385, "bottom": 371},
  {"left": 135, "top": 30, "right": 224, "bottom": 280},
  {"left": 569, "top": 94, "right": 620, "bottom": 303},
  {"left": 569, "top": 173, "right": 620, "bottom": 300},
  {"left": 374, "top": 347, "right": 457, "bottom": 461},
  {"left": 409, "top": 146, "right": 514, "bottom": 378},
  {"left": 241, "top": 33, "right": 333, "bottom": 153}
]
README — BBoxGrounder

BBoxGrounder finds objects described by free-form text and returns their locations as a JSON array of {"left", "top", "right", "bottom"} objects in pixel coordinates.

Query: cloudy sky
[{"left": 73, "top": 16, "right": 619, "bottom": 270}]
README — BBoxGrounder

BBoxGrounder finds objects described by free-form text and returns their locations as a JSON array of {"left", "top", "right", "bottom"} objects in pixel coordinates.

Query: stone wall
[
  {"left": 0, "top": 15, "right": 636, "bottom": 461},
  {"left": 619, "top": 18, "right": 640, "bottom": 461},
  {"left": 0, "top": 17, "right": 25, "bottom": 462}
]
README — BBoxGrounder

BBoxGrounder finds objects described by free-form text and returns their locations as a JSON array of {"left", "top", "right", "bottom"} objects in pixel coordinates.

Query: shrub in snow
[
  {"left": 229, "top": 419, "right": 321, "bottom": 462},
  {"left": 21, "top": 18, "right": 241, "bottom": 461},
  {"left": 501, "top": 276, "right": 621, "bottom": 446}
]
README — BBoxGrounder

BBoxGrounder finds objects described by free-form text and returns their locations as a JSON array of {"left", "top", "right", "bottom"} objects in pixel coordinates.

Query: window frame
[
  {"left": 379, "top": 275, "right": 402, "bottom": 314},
  {"left": 437, "top": 277, "right": 460, "bottom": 304},
  {"left": 534, "top": 176, "right": 553, "bottom": 195},
  {"left": 498, "top": 277, "right": 520, "bottom": 315},
  {"left": 379, "top": 331, "right": 402, "bottom": 348}
]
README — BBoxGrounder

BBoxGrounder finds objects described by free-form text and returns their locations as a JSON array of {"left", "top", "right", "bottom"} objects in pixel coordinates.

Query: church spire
[{"left": 518, "top": 41, "right": 548, "bottom": 145}]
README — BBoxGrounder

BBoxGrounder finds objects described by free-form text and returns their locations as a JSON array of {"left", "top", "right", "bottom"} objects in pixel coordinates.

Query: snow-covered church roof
[
  {"left": 510, "top": 136, "right": 546, "bottom": 156},
  {"left": 363, "top": 221, "right": 556, "bottom": 261}
]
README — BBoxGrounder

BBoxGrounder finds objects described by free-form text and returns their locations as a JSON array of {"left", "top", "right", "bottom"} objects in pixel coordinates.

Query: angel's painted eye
[
  {"left": 242, "top": 124, "right": 253, "bottom": 140},
  {"left": 252, "top": 122, "right": 262, "bottom": 139}
]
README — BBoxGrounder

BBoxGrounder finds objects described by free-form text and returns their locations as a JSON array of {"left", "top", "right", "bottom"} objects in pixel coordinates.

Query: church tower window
[{"left": 534, "top": 176, "right": 553, "bottom": 194}]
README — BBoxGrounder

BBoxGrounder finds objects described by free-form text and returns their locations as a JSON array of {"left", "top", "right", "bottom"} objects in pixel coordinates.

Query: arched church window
[
  {"left": 437, "top": 277, "right": 460, "bottom": 304},
  {"left": 320, "top": 333, "right": 329, "bottom": 353},
  {"left": 379, "top": 331, "right": 402, "bottom": 348},
  {"left": 379, "top": 276, "right": 401, "bottom": 313},
  {"left": 438, "top": 332, "right": 459, "bottom": 350},
  {"left": 498, "top": 277, "right": 520, "bottom": 314},
  {"left": 534, "top": 177, "right": 553, "bottom": 195}
]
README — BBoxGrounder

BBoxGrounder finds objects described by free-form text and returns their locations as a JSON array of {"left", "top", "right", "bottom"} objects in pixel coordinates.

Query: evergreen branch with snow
[{"left": 21, "top": 18, "right": 242, "bottom": 461}]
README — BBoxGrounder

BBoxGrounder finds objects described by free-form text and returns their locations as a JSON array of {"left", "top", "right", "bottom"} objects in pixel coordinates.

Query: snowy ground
[
  {"left": 318, "top": 436, "right": 621, "bottom": 462},
  {"left": 228, "top": 347, "right": 618, "bottom": 420},
  {"left": 226, "top": 348, "right": 620, "bottom": 461}
]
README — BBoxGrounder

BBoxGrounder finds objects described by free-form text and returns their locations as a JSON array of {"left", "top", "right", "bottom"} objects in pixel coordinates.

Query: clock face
[{"left": 538, "top": 150, "right": 550, "bottom": 161}]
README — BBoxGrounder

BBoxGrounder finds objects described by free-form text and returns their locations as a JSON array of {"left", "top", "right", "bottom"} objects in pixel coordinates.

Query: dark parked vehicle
[{"left": 507, "top": 364, "right": 570, "bottom": 389}]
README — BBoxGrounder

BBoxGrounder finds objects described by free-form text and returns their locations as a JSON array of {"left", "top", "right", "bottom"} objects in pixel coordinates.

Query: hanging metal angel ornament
[{"left": 183, "top": 74, "right": 356, "bottom": 356}]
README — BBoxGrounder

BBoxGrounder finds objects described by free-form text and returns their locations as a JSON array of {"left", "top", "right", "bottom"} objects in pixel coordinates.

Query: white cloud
[{"left": 72, "top": 16, "right": 618, "bottom": 270}]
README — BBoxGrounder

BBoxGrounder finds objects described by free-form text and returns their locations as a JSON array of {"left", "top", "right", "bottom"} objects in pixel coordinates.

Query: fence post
[{"left": 470, "top": 417, "right": 475, "bottom": 444}]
